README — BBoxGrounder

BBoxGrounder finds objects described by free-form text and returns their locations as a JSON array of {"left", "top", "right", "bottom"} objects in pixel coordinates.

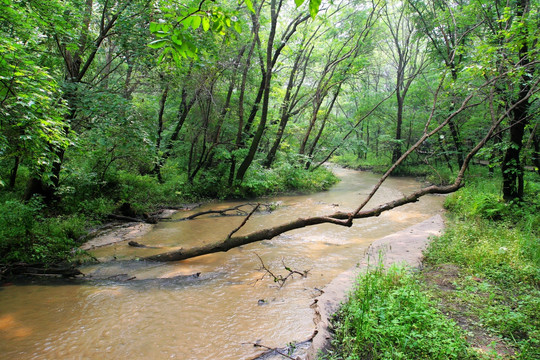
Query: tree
[
  {"left": 0, "top": 0, "right": 69, "bottom": 190},
  {"left": 380, "top": 1, "right": 429, "bottom": 164}
]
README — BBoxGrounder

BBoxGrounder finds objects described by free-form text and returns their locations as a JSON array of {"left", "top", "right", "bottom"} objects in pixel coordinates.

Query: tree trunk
[
  {"left": 501, "top": 0, "right": 531, "bottom": 202},
  {"left": 9, "top": 155, "right": 20, "bottom": 189},
  {"left": 235, "top": 0, "right": 279, "bottom": 182},
  {"left": 152, "top": 84, "right": 169, "bottom": 182}
]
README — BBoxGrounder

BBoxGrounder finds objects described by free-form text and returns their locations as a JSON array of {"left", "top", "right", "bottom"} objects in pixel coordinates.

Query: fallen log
[
  {"left": 2, "top": 263, "right": 84, "bottom": 278},
  {"left": 144, "top": 182, "right": 461, "bottom": 262},
  {"left": 164, "top": 203, "right": 275, "bottom": 222},
  {"left": 142, "top": 73, "right": 533, "bottom": 264}
]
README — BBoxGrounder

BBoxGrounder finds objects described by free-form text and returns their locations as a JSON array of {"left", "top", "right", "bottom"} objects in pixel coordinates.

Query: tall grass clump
[
  {"left": 328, "top": 264, "right": 475, "bottom": 360},
  {"left": 426, "top": 174, "right": 539, "bottom": 285}
]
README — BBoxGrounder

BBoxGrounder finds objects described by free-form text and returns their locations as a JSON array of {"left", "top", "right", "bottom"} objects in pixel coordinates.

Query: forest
[
  {"left": 0, "top": 0, "right": 537, "bottom": 265},
  {"left": 1, "top": 0, "right": 539, "bottom": 358}
]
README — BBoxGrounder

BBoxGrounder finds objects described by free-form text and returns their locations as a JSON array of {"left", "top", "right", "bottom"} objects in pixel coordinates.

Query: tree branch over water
[{"left": 143, "top": 72, "right": 539, "bottom": 263}]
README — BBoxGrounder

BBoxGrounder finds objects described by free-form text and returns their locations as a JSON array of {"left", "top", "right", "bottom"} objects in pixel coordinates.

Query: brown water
[{"left": 0, "top": 168, "right": 444, "bottom": 360}]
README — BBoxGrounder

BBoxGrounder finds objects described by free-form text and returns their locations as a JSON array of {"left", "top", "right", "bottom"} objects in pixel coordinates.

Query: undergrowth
[
  {"left": 0, "top": 162, "right": 338, "bottom": 266},
  {"left": 423, "top": 174, "right": 540, "bottom": 358},
  {"left": 326, "top": 264, "right": 475, "bottom": 359}
]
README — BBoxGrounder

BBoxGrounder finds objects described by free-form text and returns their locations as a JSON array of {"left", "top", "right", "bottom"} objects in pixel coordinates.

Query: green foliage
[
  {"left": 149, "top": 0, "right": 242, "bottom": 63},
  {"left": 0, "top": 198, "right": 81, "bottom": 264},
  {"left": 0, "top": 0, "right": 69, "bottom": 180},
  {"left": 444, "top": 173, "right": 540, "bottom": 226},
  {"left": 328, "top": 264, "right": 474, "bottom": 360},
  {"left": 233, "top": 162, "right": 338, "bottom": 198}
]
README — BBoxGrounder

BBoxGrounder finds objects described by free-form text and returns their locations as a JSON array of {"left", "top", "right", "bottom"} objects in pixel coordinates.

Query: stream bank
[
  {"left": 0, "top": 168, "right": 446, "bottom": 359},
  {"left": 254, "top": 214, "right": 446, "bottom": 360}
]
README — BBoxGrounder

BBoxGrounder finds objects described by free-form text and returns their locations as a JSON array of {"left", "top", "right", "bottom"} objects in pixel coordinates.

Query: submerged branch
[{"left": 165, "top": 203, "right": 273, "bottom": 221}]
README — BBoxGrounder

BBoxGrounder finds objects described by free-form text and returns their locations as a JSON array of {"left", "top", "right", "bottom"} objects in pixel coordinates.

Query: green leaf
[
  {"left": 309, "top": 0, "right": 320, "bottom": 18},
  {"left": 191, "top": 15, "right": 201, "bottom": 30},
  {"left": 181, "top": 16, "right": 193, "bottom": 28},
  {"left": 148, "top": 39, "right": 168, "bottom": 49},
  {"left": 244, "top": 0, "right": 255, "bottom": 13},
  {"left": 295, "top": 0, "right": 306, "bottom": 7},
  {"left": 202, "top": 16, "right": 210, "bottom": 31},
  {"left": 234, "top": 22, "right": 242, "bottom": 34}
]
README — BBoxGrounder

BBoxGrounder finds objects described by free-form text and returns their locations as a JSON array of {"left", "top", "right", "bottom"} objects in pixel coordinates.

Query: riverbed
[{"left": 0, "top": 168, "right": 444, "bottom": 359}]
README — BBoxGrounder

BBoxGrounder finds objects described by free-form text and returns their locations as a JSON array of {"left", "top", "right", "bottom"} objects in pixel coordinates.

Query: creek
[{"left": 0, "top": 168, "right": 444, "bottom": 359}]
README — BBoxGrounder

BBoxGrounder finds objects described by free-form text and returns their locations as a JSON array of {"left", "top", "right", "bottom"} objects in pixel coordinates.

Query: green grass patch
[
  {"left": 326, "top": 172, "right": 539, "bottom": 359},
  {"left": 326, "top": 264, "right": 475, "bottom": 360},
  {"left": 422, "top": 175, "right": 540, "bottom": 358}
]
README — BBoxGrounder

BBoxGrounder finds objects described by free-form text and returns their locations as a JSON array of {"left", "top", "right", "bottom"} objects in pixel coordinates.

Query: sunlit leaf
[
  {"left": 191, "top": 15, "right": 201, "bottom": 30},
  {"left": 309, "top": 0, "right": 321, "bottom": 18},
  {"left": 202, "top": 16, "right": 210, "bottom": 31},
  {"left": 234, "top": 22, "right": 242, "bottom": 33},
  {"left": 244, "top": 0, "right": 255, "bottom": 13}
]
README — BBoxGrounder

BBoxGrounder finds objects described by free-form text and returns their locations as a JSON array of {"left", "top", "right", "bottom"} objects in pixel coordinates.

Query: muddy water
[{"left": 0, "top": 168, "right": 444, "bottom": 360}]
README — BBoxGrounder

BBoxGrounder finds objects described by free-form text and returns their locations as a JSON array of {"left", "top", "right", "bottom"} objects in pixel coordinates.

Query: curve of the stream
[{"left": 0, "top": 167, "right": 444, "bottom": 359}]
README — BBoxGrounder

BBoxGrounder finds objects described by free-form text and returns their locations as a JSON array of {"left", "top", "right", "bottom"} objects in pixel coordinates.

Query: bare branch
[{"left": 227, "top": 203, "right": 260, "bottom": 239}]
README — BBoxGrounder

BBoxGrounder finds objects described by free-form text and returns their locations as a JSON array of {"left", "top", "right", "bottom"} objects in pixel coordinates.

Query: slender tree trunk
[
  {"left": 263, "top": 45, "right": 307, "bottom": 168},
  {"left": 236, "top": 0, "right": 280, "bottom": 182},
  {"left": 501, "top": 0, "right": 531, "bottom": 201},
  {"left": 153, "top": 84, "right": 169, "bottom": 182},
  {"left": 392, "top": 95, "right": 404, "bottom": 163},
  {"left": 9, "top": 155, "right": 20, "bottom": 189}
]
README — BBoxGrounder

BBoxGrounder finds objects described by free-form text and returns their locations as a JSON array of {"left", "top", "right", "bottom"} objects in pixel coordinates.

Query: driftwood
[
  {"left": 255, "top": 254, "right": 309, "bottom": 288},
  {"left": 244, "top": 341, "right": 297, "bottom": 360},
  {"left": 107, "top": 214, "right": 158, "bottom": 224},
  {"left": 1, "top": 263, "right": 84, "bottom": 279},
  {"left": 128, "top": 241, "right": 162, "bottom": 249},
  {"left": 164, "top": 203, "right": 275, "bottom": 222}
]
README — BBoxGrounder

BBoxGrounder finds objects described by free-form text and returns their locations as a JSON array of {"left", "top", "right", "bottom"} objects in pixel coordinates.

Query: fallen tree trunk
[
  {"left": 165, "top": 203, "right": 274, "bottom": 222},
  {"left": 144, "top": 183, "right": 460, "bottom": 262}
]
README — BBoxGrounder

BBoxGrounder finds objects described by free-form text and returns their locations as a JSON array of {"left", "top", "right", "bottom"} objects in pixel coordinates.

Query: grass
[
  {"left": 325, "top": 172, "right": 539, "bottom": 359},
  {"left": 326, "top": 263, "right": 475, "bottom": 360}
]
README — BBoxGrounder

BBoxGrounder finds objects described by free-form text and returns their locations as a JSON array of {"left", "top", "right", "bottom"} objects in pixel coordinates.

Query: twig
[
  {"left": 255, "top": 254, "right": 308, "bottom": 288},
  {"left": 242, "top": 342, "right": 297, "bottom": 360},
  {"left": 227, "top": 203, "right": 260, "bottom": 239}
]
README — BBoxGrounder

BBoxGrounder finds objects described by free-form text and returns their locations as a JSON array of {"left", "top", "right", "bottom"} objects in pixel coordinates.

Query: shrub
[{"left": 0, "top": 198, "right": 78, "bottom": 264}]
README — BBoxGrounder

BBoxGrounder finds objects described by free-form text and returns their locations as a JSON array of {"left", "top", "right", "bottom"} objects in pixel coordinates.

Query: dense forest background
[{"left": 0, "top": 0, "right": 538, "bottom": 265}]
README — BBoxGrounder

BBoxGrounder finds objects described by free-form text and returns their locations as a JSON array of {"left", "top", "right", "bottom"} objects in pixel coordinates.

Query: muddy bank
[{"left": 80, "top": 207, "right": 198, "bottom": 251}]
